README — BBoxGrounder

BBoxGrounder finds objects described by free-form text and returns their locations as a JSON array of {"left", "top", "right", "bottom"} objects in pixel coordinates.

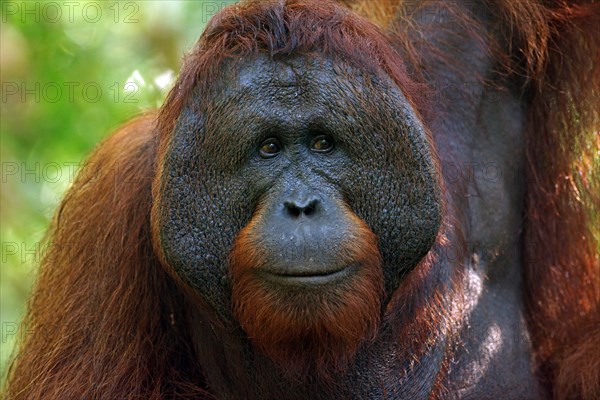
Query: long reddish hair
[{"left": 4, "top": 115, "right": 213, "bottom": 399}]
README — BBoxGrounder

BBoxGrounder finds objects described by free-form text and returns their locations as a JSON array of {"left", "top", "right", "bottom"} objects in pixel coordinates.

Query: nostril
[
  {"left": 284, "top": 198, "right": 320, "bottom": 218},
  {"left": 304, "top": 199, "right": 318, "bottom": 216},
  {"left": 285, "top": 202, "right": 302, "bottom": 218}
]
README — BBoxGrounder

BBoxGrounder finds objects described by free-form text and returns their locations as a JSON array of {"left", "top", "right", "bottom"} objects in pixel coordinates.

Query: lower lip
[{"left": 258, "top": 264, "right": 357, "bottom": 286}]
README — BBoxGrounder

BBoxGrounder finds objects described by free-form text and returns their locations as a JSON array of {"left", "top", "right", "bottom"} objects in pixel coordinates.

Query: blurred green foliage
[{"left": 1, "top": 0, "right": 237, "bottom": 380}]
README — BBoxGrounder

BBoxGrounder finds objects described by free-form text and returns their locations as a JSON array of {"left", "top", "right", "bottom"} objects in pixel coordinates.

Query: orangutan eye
[
  {"left": 310, "top": 135, "right": 334, "bottom": 153},
  {"left": 259, "top": 138, "right": 281, "bottom": 158}
]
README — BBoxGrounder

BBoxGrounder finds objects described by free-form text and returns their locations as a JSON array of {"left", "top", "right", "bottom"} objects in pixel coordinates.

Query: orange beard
[{"left": 229, "top": 210, "right": 384, "bottom": 380}]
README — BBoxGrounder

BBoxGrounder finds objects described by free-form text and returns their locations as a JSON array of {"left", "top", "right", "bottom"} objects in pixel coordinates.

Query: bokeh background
[{"left": 1, "top": 0, "right": 236, "bottom": 380}]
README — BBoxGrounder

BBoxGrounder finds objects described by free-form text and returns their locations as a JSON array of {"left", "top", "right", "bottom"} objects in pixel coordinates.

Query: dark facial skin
[{"left": 155, "top": 55, "right": 442, "bottom": 323}]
